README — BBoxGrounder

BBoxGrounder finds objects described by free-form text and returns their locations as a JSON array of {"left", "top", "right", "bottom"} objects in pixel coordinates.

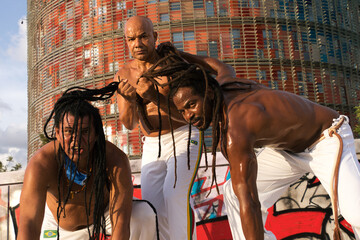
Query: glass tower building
[{"left": 28, "top": 0, "right": 360, "bottom": 159}]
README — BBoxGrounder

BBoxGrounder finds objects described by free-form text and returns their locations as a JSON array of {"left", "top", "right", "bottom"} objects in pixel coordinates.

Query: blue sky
[{"left": 0, "top": 1, "right": 28, "bottom": 169}]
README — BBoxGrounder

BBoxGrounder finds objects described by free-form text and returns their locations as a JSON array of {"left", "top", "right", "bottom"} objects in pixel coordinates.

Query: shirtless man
[
  {"left": 114, "top": 16, "right": 232, "bottom": 239},
  {"left": 165, "top": 62, "right": 360, "bottom": 240},
  {"left": 18, "top": 87, "right": 156, "bottom": 240}
]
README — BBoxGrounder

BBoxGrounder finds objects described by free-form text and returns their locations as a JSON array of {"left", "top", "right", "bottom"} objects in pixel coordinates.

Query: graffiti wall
[
  {"left": 189, "top": 153, "right": 356, "bottom": 240},
  {"left": 0, "top": 151, "right": 357, "bottom": 240}
]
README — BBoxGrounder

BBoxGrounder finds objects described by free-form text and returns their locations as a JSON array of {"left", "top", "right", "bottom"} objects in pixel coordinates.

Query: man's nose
[
  {"left": 73, "top": 132, "right": 88, "bottom": 144},
  {"left": 184, "top": 111, "right": 193, "bottom": 122},
  {"left": 134, "top": 38, "right": 142, "bottom": 47}
]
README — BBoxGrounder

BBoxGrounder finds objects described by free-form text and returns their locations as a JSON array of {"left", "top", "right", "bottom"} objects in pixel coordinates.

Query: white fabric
[
  {"left": 141, "top": 125, "right": 202, "bottom": 240},
  {"left": 40, "top": 200, "right": 157, "bottom": 239},
  {"left": 224, "top": 116, "right": 360, "bottom": 240}
]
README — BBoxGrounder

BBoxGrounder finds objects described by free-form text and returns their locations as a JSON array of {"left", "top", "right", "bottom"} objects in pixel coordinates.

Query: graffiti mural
[
  {"left": 190, "top": 153, "right": 356, "bottom": 240},
  {"left": 0, "top": 151, "right": 357, "bottom": 239}
]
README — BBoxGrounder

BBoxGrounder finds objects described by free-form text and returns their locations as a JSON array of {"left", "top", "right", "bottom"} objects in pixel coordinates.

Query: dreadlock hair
[
  {"left": 139, "top": 47, "right": 223, "bottom": 193},
  {"left": 43, "top": 82, "right": 119, "bottom": 239},
  {"left": 137, "top": 43, "right": 198, "bottom": 187}
]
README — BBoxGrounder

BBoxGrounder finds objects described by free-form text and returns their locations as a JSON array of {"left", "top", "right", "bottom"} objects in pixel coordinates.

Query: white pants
[
  {"left": 40, "top": 200, "right": 157, "bottom": 239},
  {"left": 141, "top": 125, "right": 202, "bottom": 240},
  {"left": 224, "top": 116, "right": 360, "bottom": 240}
]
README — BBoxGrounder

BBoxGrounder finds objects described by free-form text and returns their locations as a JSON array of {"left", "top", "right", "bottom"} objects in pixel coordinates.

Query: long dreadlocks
[
  {"left": 139, "top": 44, "right": 224, "bottom": 192},
  {"left": 43, "top": 82, "right": 119, "bottom": 239}
]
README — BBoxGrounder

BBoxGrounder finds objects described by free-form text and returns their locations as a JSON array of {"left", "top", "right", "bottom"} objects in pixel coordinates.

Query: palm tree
[{"left": 0, "top": 156, "right": 22, "bottom": 172}]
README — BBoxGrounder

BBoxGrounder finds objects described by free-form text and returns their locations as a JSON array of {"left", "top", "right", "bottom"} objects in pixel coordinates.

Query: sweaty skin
[
  {"left": 18, "top": 114, "right": 133, "bottom": 240},
  {"left": 115, "top": 16, "right": 184, "bottom": 136},
  {"left": 172, "top": 77, "right": 339, "bottom": 240},
  {"left": 115, "top": 16, "right": 231, "bottom": 136}
]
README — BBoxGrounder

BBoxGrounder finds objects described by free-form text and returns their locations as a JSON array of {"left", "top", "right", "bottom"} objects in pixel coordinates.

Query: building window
[
  {"left": 209, "top": 41, "right": 218, "bottom": 58},
  {"left": 197, "top": 50, "right": 208, "bottom": 56},
  {"left": 172, "top": 32, "right": 183, "bottom": 50},
  {"left": 278, "top": 71, "right": 287, "bottom": 81},
  {"left": 117, "top": 1, "right": 126, "bottom": 10},
  {"left": 84, "top": 50, "right": 91, "bottom": 58},
  {"left": 254, "top": 49, "right": 264, "bottom": 58},
  {"left": 316, "top": 83, "right": 324, "bottom": 93},
  {"left": 193, "top": 0, "right": 204, "bottom": 9},
  {"left": 98, "top": 16, "right": 106, "bottom": 25},
  {"left": 263, "top": 29, "right": 273, "bottom": 48},
  {"left": 184, "top": 31, "right": 194, "bottom": 41},
  {"left": 218, "top": 0, "right": 228, "bottom": 16},
  {"left": 117, "top": 21, "right": 123, "bottom": 30},
  {"left": 297, "top": 72, "right": 303, "bottom": 81},
  {"left": 84, "top": 68, "right": 91, "bottom": 78},
  {"left": 306, "top": 72, "right": 313, "bottom": 82},
  {"left": 298, "top": 82, "right": 306, "bottom": 96},
  {"left": 206, "top": 1, "right": 215, "bottom": 17},
  {"left": 160, "top": 13, "right": 169, "bottom": 22},
  {"left": 170, "top": 2, "right": 181, "bottom": 10},
  {"left": 239, "top": 0, "right": 249, "bottom": 7},
  {"left": 257, "top": 70, "right": 266, "bottom": 80},
  {"left": 231, "top": 29, "right": 241, "bottom": 49},
  {"left": 127, "top": 9, "right": 135, "bottom": 18},
  {"left": 249, "top": 0, "right": 259, "bottom": 7},
  {"left": 148, "top": 0, "right": 157, "bottom": 3},
  {"left": 89, "top": 0, "right": 97, "bottom": 8},
  {"left": 98, "top": 6, "right": 107, "bottom": 15},
  {"left": 159, "top": 0, "right": 168, "bottom": 2},
  {"left": 109, "top": 62, "right": 119, "bottom": 72},
  {"left": 268, "top": 81, "right": 279, "bottom": 89}
]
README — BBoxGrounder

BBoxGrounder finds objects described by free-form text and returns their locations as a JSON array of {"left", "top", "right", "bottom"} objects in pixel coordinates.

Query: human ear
[
  {"left": 55, "top": 127, "right": 60, "bottom": 140},
  {"left": 153, "top": 32, "right": 158, "bottom": 42}
]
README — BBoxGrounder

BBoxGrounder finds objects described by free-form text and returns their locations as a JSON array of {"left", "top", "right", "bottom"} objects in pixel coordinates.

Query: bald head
[
  {"left": 125, "top": 16, "right": 154, "bottom": 35},
  {"left": 124, "top": 16, "right": 158, "bottom": 61}
]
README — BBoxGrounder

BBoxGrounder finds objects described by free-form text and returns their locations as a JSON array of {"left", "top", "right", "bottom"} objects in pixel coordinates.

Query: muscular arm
[
  {"left": 225, "top": 105, "right": 265, "bottom": 240},
  {"left": 115, "top": 71, "right": 140, "bottom": 130},
  {"left": 136, "top": 77, "right": 186, "bottom": 123},
  {"left": 179, "top": 51, "right": 236, "bottom": 84},
  {"left": 18, "top": 152, "right": 51, "bottom": 240},
  {"left": 106, "top": 141, "right": 133, "bottom": 240}
]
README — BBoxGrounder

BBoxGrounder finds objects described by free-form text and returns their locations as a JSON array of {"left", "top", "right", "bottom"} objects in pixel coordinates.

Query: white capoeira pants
[
  {"left": 40, "top": 200, "right": 157, "bottom": 239},
  {"left": 141, "top": 125, "right": 202, "bottom": 240},
  {"left": 224, "top": 115, "right": 360, "bottom": 240}
]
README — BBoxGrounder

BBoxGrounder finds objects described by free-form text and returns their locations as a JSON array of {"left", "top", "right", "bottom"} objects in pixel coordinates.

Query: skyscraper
[{"left": 27, "top": 0, "right": 360, "bottom": 159}]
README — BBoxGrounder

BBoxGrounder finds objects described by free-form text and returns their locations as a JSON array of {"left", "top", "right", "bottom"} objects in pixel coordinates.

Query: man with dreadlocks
[
  {"left": 114, "top": 16, "right": 233, "bottom": 240},
  {"left": 167, "top": 62, "right": 360, "bottom": 240},
  {"left": 18, "top": 85, "right": 157, "bottom": 240}
]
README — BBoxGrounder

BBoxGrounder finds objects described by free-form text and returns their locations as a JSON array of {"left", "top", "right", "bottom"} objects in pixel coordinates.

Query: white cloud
[
  {"left": 0, "top": 125, "right": 27, "bottom": 151},
  {"left": 0, "top": 98, "right": 11, "bottom": 111},
  {"left": 0, "top": 15, "right": 28, "bottom": 146},
  {"left": 0, "top": 125, "right": 27, "bottom": 168},
  {"left": 6, "top": 17, "right": 27, "bottom": 63}
]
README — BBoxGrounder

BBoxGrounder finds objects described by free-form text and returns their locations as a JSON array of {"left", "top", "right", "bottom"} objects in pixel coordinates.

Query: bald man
[{"left": 114, "top": 15, "right": 234, "bottom": 239}]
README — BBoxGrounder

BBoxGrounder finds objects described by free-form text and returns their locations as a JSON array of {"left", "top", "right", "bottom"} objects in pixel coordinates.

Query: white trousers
[
  {"left": 224, "top": 116, "right": 360, "bottom": 240},
  {"left": 141, "top": 125, "right": 202, "bottom": 240},
  {"left": 40, "top": 200, "right": 157, "bottom": 239}
]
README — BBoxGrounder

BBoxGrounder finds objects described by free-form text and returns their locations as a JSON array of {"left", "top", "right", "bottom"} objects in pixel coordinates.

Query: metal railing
[{"left": 0, "top": 170, "right": 24, "bottom": 240}]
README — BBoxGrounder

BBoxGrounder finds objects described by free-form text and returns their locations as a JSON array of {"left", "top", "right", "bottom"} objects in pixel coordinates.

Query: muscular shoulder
[
  {"left": 24, "top": 142, "right": 58, "bottom": 188},
  {"left": 105, "top": 141, "right": 130, "bottom": 170},
  {"left": 227, "top": 97, "right": 268, "bottom": 130},
  {"left": 114, "top": 61, "right": 136, "bottom": 80}
]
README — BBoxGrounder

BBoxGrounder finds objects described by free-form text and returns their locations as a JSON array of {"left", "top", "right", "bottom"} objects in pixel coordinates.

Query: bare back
[{"left": 223, "top": 84, "right": 339, "bottom": 153}]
